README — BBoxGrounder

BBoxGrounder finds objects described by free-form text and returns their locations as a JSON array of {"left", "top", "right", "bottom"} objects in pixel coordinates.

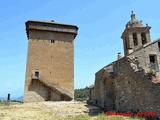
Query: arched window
[
  {"left": 133, "top": 33, "right": 138, "bottom": 46},
  {"left": 141, "top": 33, "right": 146, "bottom": 45}
]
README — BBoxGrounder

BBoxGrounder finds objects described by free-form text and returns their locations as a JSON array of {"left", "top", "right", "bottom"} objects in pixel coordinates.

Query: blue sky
[{"left": 0, "top": 0, "right": 160, "bottom": 97}]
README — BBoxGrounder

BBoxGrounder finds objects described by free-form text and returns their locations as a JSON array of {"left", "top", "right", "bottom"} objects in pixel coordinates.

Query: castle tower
[
  {"left": 121, "top": 11, "right": 151, "bottom": 56},
  {"left": 24, "top": 20, "right": 78, "bottom": 102}
]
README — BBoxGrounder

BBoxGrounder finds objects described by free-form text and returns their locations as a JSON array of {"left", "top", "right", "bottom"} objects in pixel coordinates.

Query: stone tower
[
  {"left": 24, "top": 20, "right": 78, "bottom": 102},
  {"left": 121, "top": 11, "right": 151, "bottom": 56}
]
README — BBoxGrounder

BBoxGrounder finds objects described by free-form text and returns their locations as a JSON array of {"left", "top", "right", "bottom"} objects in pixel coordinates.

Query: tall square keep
[{"left": 24, "top": 20, "right": 78, "bottom": 102}]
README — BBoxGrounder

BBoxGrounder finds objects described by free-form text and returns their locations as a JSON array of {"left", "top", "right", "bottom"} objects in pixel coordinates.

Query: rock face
[
  {"left": 24, "top": 20, "right": 78, "bottom": 102},
  {"left": 89, "top": 12, "right": 160, "bottom": 118}
]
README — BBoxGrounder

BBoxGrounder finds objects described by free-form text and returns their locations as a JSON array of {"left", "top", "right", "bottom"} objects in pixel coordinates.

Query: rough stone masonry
[
  {"left": 89, "top": 11, "right": 160, "bottom": 117},
  {"left": 24, "top": 20, "right": 78, "bottom": 102}
]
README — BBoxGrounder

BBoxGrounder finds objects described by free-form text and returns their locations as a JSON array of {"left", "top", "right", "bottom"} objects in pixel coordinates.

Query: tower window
[
  {"left": 34, "top": 72, "right": 39, "bottom": 78},
  {"left": 149, "top": 55, "right": 155, "bottom": 63},
  {"left": 133, "top": 33, "right": 138, "bottom": 46},
  {"left": 149, "top": 55, "right": 158, "bottom": 71},
  {"left": 141, "top": 33, "right": 146, "bottom": 45},
  {"left": 51, "top": 40, "right": 55, "bottom": 43}
]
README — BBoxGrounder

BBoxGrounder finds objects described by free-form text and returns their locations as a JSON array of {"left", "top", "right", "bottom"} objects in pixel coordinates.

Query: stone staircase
[{"left": 31, "top": 75, "right": 73, "bottom": 101}]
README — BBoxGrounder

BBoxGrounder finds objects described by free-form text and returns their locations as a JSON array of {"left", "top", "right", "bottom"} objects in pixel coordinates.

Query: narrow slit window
[
  {"left": 125, "top": 39, "right": 127, "bottom": 50},
  {"left": 158, "top": 42, "right": 160, "bottom": 51}
]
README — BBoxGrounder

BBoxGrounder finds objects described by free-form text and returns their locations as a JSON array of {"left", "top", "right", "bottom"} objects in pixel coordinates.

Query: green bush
[{"left": 74, "top": 87, "right": 90, "bottom": 101}]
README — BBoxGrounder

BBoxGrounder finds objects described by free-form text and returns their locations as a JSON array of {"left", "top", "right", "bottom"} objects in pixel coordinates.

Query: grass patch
[
  {"left": 0, "top": 101, "right": 5, "bottom": 106},
  {"left": 65, "top": 114, "right": 90, "bottom": 120},
  {"left": 96, "top": 113, "right": 125, "bottom": 120},
  {"left": 65, "top": 113, "right": 145, "bottom": 120}
]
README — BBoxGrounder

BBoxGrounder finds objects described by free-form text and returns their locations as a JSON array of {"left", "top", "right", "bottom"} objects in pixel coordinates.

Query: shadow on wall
[{"left": 28, "top": 79, "right": 50, "bottom": 101}]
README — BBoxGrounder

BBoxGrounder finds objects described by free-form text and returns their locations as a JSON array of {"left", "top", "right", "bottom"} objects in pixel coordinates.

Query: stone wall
[
  {"left": 113, "top": 57, "right": 160, "bottom": 117},
  {"left": 51, "top": 90, "right": 61, "bottom": 101},
  {"left": 104, "top": 77, "right": 115, "bottom": 110},
  {"left": 90, "top": 64, "right": 115, "bottom": 110},
  {"left": 90, "top": 68, "right": 105, "bottom": 107},
  {"left": 24, "top": 38, "right": 74, "bottom": 102},
  {"left": 129, "top": 39, "right": 160, "bottom": 76},
  {"left": 24, "top": 79, "right": 62, "bottom": 102}
]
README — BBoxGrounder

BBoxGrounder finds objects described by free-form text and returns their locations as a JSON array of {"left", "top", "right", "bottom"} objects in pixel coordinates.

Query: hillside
[{"left": 74, "top": 87, "right": 90, "bottom": 101}]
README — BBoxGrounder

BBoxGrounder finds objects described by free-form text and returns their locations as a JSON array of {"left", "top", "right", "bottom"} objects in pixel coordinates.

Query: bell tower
[{"left": 121, "top": 11, "right": 151, "bottom": 56}]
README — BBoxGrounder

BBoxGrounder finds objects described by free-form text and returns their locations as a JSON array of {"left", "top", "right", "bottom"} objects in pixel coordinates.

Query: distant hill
[
  {"left": 0, "top": 97, "right": 6, "bottom": 101},
  {"left": 0, "top": 96, "right": 24, "bottom": 102},
  {"left": 12, "top": 96, "right": 24, "bottom": 102},
  {"left": 16, "top": 96, "right": 24, "bottom": 102}
]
